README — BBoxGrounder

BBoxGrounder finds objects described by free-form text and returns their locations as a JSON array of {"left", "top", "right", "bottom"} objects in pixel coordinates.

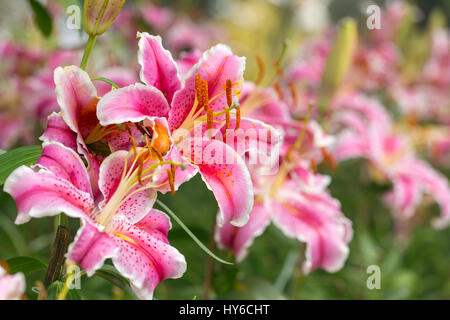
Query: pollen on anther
[
  {"left": 195, "top": 73, "right": 202, "bottom": 105},
  {"left": 226, "top": 79, "right": 233, "bottom": 107},
  {"left": 235, "top": 106, "right": 241, "bottom": 131},
  {"left": 202, "top": 80, "right": 209, "bottom": 111}
]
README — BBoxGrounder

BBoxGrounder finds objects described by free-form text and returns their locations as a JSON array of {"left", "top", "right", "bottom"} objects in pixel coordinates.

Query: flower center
[
  {"left": 95, "top": 138, "right": 184, "bottom": 230},
  {"left": 174, "top": 74, "right": 240, "bottom": 144}
]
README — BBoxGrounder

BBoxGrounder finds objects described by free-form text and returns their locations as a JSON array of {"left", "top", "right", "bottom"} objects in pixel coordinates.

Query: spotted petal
[
  {"left": 184, "top": 138, "right": 253, "bottom": 227},
  {"left": 3, "top": 142, "right": 94, "bottom": 224},
  {"left": 111, "top": 210, "right": 186, "bottom": 300},
  {"left": 66, "top": 219, "right": 118, "bottom": 276}
]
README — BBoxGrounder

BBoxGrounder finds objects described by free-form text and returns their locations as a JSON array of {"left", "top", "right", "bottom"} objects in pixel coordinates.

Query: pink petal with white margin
[
  {"left": 97, "top": 83, "right": 170, "bottom": 126},
  {"left": 398, "top": 158, "right": 450, "bottom": 228},
  {"left": 192, "top": 138, "right": 253, "bottom": 227},
  {"left": 3, "top": 165, "right": 94, "bottom": 225},
  {"left": 36, "top": 142, "right": 93, "bottom": 197},
  {"left": 271, "top": 191, "right": 351, "bottom": 273},
  {"left": 384, "top": 174, "right": 421, "bottom": 220},
  {"left": 54, "top": 66, "right": 99, "bottom": 142},
  {"left": 215, "top": 202, "right": 271, "bottom": 261},
  {"left": 97, "top": 150, "right": 157, "bottom": 225},
  {"left": 66, "top": 218, "right": 118, "bottom": 276},
  {"left": 39, "top": 112, "right": 77, "bottom": 151},
  {"left": 137, "top": 32, "right": 181, "bottom": 103},
  {"left": 169, "top": 44, "right": 246, "bottom": 131},
  {"left": 110, "top": 211, "right": 186, "bottom": 300}
]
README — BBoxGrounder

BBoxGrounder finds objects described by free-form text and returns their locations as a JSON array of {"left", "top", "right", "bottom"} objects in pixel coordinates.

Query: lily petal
[
  {"left": 97, "top": 83, "right": 170, "bottom": 126},
  {"left": 137, "top": 32, "right": 181, "bottom": 103},
  {"left": 54, "top": 65, "right": 99, "bottom": 148},
  {"left": 40, "top": 112, "right": 77, "bottom": 151},
  {"left": 192, "top": 138, "right": 253, "bottom": 227},
  {"left": 111, "top": 212, "right": 186, "bottom": 300},
  {"left": 271, "top": 190, "right": 351, "bottom": 273},
  {"left": 215, "top": 202, "right": 271, "bottom": 261},
  {"left": 66, "top": 219, "right": 118, "bottom": 276},
  {"left": 3, "top": 164, "right": 94, "bottom": 225},
  {"left": 98, "top": 150, "right": 157, "bottom": 225}
]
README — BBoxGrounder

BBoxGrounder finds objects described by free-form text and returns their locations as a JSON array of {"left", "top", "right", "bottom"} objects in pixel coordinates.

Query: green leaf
[
  {"left": 156, "top": 200, "right": 233, "bottom": 265},
  {"left": 0, "top": 145, "right": 42, "bottom": 185},
  {"left": 28, "top": 0, "right": 53, "bottom": 37},
  {"left": 6, "top": 256, "right": 47, "bottom": 275},
  {"left": 95, "top": 265, "right": 136, "bottom": 298},
  {"left": 47, "top": 280, "right": 82, "bottom": 300}
]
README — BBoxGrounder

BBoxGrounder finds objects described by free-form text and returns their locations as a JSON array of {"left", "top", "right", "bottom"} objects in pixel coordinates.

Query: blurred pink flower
[
  {"left": 332, "top": 93, "right": 450, "bottom": 228},
  {"left": 0, "top": 266, "right": 25, "bottom": 300}
]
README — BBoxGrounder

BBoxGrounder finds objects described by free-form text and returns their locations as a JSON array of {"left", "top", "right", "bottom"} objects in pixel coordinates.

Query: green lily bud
[
  {"left": 318, "top": 18, "right": 357, "bottom": 113},
  {"left": 84, "top": 0, "right": 126, "bottom": 36}
]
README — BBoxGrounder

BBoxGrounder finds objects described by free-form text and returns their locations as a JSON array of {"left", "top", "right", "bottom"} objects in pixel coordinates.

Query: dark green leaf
[
  {"left": 28, "top": 0, "right": 53, "bottom": 37},
  {"left": 95, "top": 265, "right": 135, "bottom": 298},
  {"left": 6, "top": 256, "right": 47, "bottom": 275},
  {"left": 0, "top": 145, "right": 42, "bottom": 185}
]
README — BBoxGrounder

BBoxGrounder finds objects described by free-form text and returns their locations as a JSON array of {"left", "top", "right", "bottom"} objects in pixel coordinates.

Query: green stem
[
  {"left": 203, "top": 215, "right": 217, "bottom": 300},
  {"left": 156, "top": 200, "right": 232, "bottom": 265},
  {"left": 80, "top": 34, "right": 96, "bottom": 70},
  {"left": 57, "top": 262, "right": 75, "bottom": 300}
]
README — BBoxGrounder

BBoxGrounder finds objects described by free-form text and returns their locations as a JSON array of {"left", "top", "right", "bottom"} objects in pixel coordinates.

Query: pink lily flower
[
  {"left": 216, "top": 162, "right": 352, "bottom": 273},
  {"left": 216, "top": 81, "right": 351, "bottom": 273},
  {"left": 97, "top": 32, "right": 281, "bottom": 227},
  {"left": 4, "top": 141, "right": 186, "bottom": 299},
  {"left": 331, "top": 93, "right": 450, "bottom": 228},
  {"left": 0, "top": 266, "right": 25, "bottom": 300},
  {"left": 40, "top": 65, "right": 164, "bottom": 199}
]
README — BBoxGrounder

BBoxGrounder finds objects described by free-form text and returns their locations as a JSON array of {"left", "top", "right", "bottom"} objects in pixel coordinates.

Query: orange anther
[
  {"left": 195, "top": 73, "right": 202, "bottom": 105},
  {"left": 321, "top": 147, "right": 337, "bottom": 171},
  {"left": 207, "top": 106, "right": 214, "bottom": 132},
  {"left": 289, "top": 82, "right": 298, "bottom": 106},
  {"left": 273, "top": 81, "right": 283, "bottom": 100},
  {"left": 225, "top": 108, "right": 231, "bottom": 130},
  {"left": 310, "top": 158, "right": 317, "bottom": 173},
  {"left": 167, "top": 165, "right": 175, "bottom": 196},
  {"left": 235, "top": 106, "right": 241, "bottom": 131},
  {"left": 226, "top": 79, "right": 233, "bottom": 107},
  {"left": 255, "top": 55, "right": 265, "bottom": 85},
  {"left": 202, "top": 80, "right": 209, "bottom": 111}
]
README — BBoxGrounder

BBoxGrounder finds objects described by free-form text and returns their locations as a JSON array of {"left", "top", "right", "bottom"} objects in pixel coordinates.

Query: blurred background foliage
[{"left": 0, "top": 0, "right": 449, "bottom": 299}]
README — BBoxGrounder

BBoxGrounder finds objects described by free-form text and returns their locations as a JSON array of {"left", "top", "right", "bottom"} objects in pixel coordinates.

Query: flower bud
[
  {"left": 318, "top": 18, "right": 357, "bottom": 112},
  {"left": 84, "top": 0, "right": 126, "bottom": 36}
]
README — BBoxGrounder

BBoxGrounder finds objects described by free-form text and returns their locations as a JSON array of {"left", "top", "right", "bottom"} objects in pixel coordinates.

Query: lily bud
[
  {"left": 318, "top": 18, "right": 357, "bottom": 112},
  {"left": 84, "top": 0, "right": 126, "bottom": 36}
]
